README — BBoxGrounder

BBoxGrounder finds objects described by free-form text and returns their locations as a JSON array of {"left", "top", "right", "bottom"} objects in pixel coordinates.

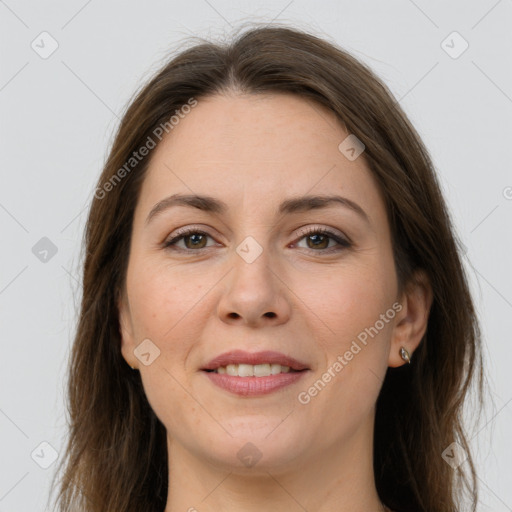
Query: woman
[{"left": 52, "top": 24, "right": 485, "bottom": 512}]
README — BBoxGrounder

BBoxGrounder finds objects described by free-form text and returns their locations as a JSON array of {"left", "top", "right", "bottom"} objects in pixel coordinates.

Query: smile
[
  {"left": 206, "top": 363, "right": 297, "bottom": 377},
  {"left": 202, "top": 367, "right": 308, "bottom": 396}
]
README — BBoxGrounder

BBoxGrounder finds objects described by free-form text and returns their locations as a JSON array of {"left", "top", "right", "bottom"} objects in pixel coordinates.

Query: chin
[
  {"left": 206, "top": 445, "right": 303, "bottom": 474},
  {"left": 197, "top": 427, "right": 305, "bottom": 472}
]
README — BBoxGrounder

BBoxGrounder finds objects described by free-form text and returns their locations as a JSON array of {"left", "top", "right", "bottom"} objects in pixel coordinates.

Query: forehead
[
  {"left": 136, "top": 93, "right": 385, "bottom": 224},
  {"left": 157, "top": 93, "right": 347, "bottom": 164}
]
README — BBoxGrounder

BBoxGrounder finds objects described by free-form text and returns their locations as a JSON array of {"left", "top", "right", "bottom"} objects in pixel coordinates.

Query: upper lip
[{"left": 202, "top": 350, "right": 309, "bottom": 371}]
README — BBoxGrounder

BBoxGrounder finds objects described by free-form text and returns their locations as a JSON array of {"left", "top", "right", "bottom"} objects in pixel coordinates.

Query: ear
[
  {"left": 117, "top": 288, "right": 138, "bottom": 370},
  {"left": 388, "top": 269, "right": 433, "bottom": 367}
]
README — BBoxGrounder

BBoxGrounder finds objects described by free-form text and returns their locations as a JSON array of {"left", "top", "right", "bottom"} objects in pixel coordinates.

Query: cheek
[
  {"left": 127, "top": 260, "right": 208, "bottom": 341},
  {"left": 298, "top": 259, "right": 395, "bottom": 348},
  {"left": 298, "top": 271, "right": 394, "bottom": 432},
  {"left": 319, "top": 266, "right": 395, "bottom": 395},
  {"left": 127, "top": 264, "right": 207, "bottom": 435}
]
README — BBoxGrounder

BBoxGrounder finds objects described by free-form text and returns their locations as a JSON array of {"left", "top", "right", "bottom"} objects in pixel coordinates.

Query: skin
[{"left": 118, "top": 92, "right": 433, "bottom": 512}]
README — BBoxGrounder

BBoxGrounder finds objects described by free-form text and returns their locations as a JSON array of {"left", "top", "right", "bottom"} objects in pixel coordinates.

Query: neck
[{"left": 163, "top": 410, "right": 384, "bottom": 512}]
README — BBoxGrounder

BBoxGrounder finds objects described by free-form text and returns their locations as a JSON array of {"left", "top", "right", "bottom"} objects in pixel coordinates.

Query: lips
[{"left": 202, "top": 350, "right": 309, "bottom": 372}]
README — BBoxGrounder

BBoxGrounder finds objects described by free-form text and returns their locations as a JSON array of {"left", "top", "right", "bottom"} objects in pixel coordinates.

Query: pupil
[
  {"left": 188, "top": 234, "right": 204, "bottom": 247},
  {"left": 309, "top": 234, "right": 327, "bottom": 248}
]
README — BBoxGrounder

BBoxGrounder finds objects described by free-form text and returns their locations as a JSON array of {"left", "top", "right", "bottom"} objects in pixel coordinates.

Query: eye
[
  {"left": 162, "top": 226, "right": 351, "bottom": 253},
  {"left": 293, "top": 226, "right": 351, "bottom": 253},
  {"left": 163, "top": 227, "right": 216, "bottom": 251}
]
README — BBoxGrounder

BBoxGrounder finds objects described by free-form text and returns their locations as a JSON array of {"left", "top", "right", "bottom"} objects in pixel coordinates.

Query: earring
[{"left": 399, "top": 346, "right": 411, "bottom": 364}]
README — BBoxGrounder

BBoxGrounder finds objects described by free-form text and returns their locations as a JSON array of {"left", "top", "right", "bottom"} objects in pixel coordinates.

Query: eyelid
[
  {"left": 294, "top": 224, "right": 351, "bottom": 243},
  {"left": 162, "top": 224, "right": 219, "bottom": 248},
  {"left": 165, "top": 223, "right": 348, "bottom": 241},
  {"left": 163, "top": 223, "right": 352, "bottom": 253}
]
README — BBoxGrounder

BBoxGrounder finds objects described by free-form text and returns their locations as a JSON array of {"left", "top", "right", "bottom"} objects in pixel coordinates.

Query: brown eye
[
  {"left": 305, "top": 233, "right": 330, "bottom": 249},
  {"left": 294, "top": 227, "right": 351, "bottom": 253},
  {"left": 182, "top": 233, "right": 208, "bottom": 249},
  {"left": 163, "top": 226, "right": 351, "bottom": 254},
  {"left": 164, "top": 230, "right": 214, "bottom": 251}
]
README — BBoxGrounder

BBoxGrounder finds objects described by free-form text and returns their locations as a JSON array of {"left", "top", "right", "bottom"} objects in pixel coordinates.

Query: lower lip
[{"left": 203, "top": 370, "right": 307, "bottom": 396}]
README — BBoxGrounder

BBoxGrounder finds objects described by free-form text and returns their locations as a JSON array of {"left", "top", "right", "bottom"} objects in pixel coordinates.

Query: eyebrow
[{"left": 145, "top": 193, "right": 371, "bottom": 226}]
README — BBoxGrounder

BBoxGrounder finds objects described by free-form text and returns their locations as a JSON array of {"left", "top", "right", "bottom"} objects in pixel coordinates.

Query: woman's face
[{"left": 119, "top": 92, "right": 409, "bottom": 471}]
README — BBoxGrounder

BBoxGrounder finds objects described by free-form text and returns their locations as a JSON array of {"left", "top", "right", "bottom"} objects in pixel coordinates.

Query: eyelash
[{"left": 162, "top": 226, "right": 352, "bottom": 254}]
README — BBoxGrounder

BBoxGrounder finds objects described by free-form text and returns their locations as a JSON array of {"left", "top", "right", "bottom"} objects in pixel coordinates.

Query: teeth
[{"left": 215, "top": 363, "right": 291, "bottom": 377}]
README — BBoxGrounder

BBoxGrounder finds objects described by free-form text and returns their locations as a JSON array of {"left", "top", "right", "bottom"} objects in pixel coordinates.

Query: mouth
[
  {"left": 200, "top": 350, "right": 310, "bottom": 395},
  {"left": 201, "top": 349, "right": 310, "bottom": 374},
  {"left": 203, "top": 363, "right": 305, "bottom": 377}
]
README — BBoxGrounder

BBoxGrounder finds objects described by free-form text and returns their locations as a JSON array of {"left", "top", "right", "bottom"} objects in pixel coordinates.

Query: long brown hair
[{"left": 51, "top": 23, "right": 486, "bottom": 512}]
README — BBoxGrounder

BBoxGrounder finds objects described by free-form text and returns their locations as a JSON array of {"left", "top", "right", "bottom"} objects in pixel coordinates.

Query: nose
[{"left": 216, "top": 241, "right": 292, "bottom": 328}]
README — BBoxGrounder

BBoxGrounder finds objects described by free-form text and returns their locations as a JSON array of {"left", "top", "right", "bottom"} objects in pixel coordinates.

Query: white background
[{"left": 0, "top": 0, "right": 511, "bottom": 510}]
